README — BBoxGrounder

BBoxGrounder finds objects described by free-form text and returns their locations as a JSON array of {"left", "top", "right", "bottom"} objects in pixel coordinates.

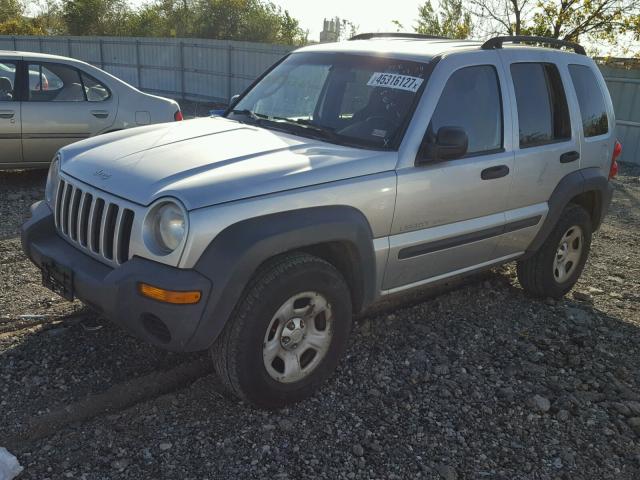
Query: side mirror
[
  {"left": 417, "top": 126, "right": 468, "bottom": 164},
  {"left": 229, "top": 94, "right": 240, "bottom": 106}
]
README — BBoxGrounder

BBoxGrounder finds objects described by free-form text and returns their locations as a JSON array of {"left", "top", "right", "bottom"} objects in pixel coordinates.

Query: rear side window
[
  {"left": 81, "top": 72, "right": 111, "bottom": 102},
  {"left": 427, "top": 65, "right": 503, "bottom": 156},
  {"left": 569, "top": 64, "right": 608, "bottom": 137},
  {"left": 0, "top": 61, "right": 17, "bottom": 102},
  {"left": 511, "top": 63, "right": 571, "bottom": 148}
]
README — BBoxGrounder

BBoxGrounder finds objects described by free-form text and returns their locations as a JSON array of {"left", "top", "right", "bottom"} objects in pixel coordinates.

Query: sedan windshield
[{"left": 227, "top": 53, "right": 431, "bottom": 150}]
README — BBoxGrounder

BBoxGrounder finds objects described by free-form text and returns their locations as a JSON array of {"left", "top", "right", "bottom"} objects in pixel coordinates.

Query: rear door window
[
  {"left": 0, "top": 61, "right": 17, "bottom": 101},
  {"left": 569, "top": 64, "right": 608, "bottom": 137},
  {"left": 426, "top": 65, "right": 503, "bottom": 157},
  {"left": 511, "top": 63, "right": 571, "bottom": 148},
  {"left": 28, "top": 63, "right": 85, "bottom": 102}
]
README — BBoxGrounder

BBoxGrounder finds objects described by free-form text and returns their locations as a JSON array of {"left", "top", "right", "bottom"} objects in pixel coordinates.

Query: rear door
[
  {"left": 0, "top": 59, "right": 22, "bottom": 165},
  {"left": 496, "top": 51, "right": 580, "bottom": 256},
  {"left": 21, "top": 61, "right": 116, "bottom": 164}
]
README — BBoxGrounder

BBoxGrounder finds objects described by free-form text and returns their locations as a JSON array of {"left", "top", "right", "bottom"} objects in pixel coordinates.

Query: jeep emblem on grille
[{"left": 94, "top": 169, "right": 112, "bottom": 180}]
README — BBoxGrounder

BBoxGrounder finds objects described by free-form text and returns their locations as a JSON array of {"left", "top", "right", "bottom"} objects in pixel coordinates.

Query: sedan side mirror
[
  {"left": 417, "top": 126, "right": 468, "bottom": 164},
  {"left": 229, "top": 94, "right": 240, "bottom": 106}
]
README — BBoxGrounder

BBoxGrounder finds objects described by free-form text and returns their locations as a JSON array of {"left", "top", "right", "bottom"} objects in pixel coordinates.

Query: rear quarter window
[{"left": 569, "top": 64, "right": 609, "bottom": 137}]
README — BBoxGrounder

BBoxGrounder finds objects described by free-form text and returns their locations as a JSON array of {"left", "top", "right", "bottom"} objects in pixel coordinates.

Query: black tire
[
  {"left": 517, "top": 203, "right": 592, "bottom": 298},
  {"left": 211, "top": 252, "right": 353, "bottom": 408}
]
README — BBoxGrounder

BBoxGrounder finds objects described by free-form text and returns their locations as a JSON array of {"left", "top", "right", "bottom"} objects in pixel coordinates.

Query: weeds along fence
[
  {"left": 1, "top": 36, "right": 638, "bottom": 164},
  {"left": 0, "top": 35, "right": 293, "bottom": 104}
]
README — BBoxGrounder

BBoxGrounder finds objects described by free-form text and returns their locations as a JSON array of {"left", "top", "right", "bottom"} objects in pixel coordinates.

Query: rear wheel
[
  {"left": 211, "top": 253, "right": 352, "bottom": 408},
  {"left": 517, "top": 204, "right": 592, "bottom": 298}
]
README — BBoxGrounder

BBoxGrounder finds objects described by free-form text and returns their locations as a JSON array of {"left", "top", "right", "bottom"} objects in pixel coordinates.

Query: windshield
[{"left": 227, "top": 53, "right": 431, "bottom": 150}]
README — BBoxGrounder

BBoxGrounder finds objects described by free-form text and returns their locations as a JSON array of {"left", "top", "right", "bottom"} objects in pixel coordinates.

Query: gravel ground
[{"left": 0, "top": 164, "right": 639, "bottom": 479}]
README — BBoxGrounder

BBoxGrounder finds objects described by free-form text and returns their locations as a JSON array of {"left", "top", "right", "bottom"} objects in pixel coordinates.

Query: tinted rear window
[
  {"left": 511, "top": 63, "right": 571, "bottom": 148},
  {"left": 569, "top": 64, "right": 608, "bottom": 137}
]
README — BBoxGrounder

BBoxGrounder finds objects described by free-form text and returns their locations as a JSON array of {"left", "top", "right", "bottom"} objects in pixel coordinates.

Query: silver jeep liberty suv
[{"left": 23, "top": 34, "right": 619, "bottom": 408}]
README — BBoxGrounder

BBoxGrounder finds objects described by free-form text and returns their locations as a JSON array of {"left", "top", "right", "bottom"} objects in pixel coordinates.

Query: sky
[{"left": 273, "top": 0, "right": 422, "bottom": 41}]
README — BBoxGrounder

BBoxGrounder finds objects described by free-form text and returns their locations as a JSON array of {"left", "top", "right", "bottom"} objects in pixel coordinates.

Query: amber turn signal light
[{"left": 138, "top": 283, "right": 201, "bottom": 304}]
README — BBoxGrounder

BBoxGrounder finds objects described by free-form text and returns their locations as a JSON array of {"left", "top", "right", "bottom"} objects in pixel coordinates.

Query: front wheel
[
  {"left": 211, "top": 253, "right": 352, "bottom": 408},
  {"left": 517, "top": 204, "right": 592, "bottom": 298}
]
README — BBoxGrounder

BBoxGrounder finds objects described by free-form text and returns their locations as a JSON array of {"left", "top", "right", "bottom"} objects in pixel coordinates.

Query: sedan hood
[{"left": 60, "top": 117, "right": 397, "bottom": 210}]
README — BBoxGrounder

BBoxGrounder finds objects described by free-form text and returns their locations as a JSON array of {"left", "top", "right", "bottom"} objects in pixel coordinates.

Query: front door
[
  {"left": 21, "top": 61, "right": 115, "bottom": 164},
  {"left": 0, "top": 59, "right": 22, "bottom": 165},
  {"left": 384, "top": 52, "right": 516, "bottom": 292}
]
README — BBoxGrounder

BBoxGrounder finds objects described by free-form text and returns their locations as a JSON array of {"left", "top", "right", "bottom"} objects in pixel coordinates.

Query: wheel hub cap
[
  {"left": 553, "top": 225, "right": 583, "bottom": 283},
  {"left": 281, "top": 318, "right": 305, "bottom": 350},
  {"left": 263, "top": 292, "right": 333, "bottom": 384}
]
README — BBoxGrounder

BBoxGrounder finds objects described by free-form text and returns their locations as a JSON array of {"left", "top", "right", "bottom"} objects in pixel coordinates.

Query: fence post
[
  {"left": 67, "top": 38, "right": 72, "bottom": 56},
  {"left": 227, "top": 43, "right": 234, "bottom": 102},
  {"left": 12, "top": 36, "right": 16, "bottom": 50},
  {"left": 38, "top": 37, "right": 43, "bottom": 53},
  {"left": 135, "top": 39, "right": 142, "bottom": 89},
  {"left": 99, "top": 39, "right": 104, "bottom": 69},
  {"left": 179, "top": 40, "right": 185, "bottom": 101}
]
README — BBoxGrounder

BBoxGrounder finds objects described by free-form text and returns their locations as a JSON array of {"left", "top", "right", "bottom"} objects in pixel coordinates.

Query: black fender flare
[
  {"left": 525, "top": 167, "right": 613, "bottom": 256},
  {"left": 185, "top": 205, "right": 376, "bottom": 351}
]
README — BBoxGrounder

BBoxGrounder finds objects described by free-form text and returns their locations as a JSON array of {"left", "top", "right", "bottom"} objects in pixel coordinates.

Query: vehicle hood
[{"left": 60, "top": 117, "right": 397, "bottom": 210}]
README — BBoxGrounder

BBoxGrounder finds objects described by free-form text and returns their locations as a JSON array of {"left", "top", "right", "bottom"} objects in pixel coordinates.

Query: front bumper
[{"left": 21, "top": 201, "right": 212, "bottom": 352}]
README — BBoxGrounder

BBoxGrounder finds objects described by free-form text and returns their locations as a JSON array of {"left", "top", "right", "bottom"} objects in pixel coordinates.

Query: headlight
[
  {"left": 144, "top": 200, "right": 187, "bottom": 255},
  {"left": 45, "top": 155, "right": 60, "bottom": 207}
]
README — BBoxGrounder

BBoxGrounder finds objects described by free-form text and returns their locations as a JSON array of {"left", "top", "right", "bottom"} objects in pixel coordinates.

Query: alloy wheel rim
[
  {"left": 553, "top": 225, "right": 583, "bottom": 283},
  {"left": 262, "top": 291, "right": 333, "bottom": 384}
]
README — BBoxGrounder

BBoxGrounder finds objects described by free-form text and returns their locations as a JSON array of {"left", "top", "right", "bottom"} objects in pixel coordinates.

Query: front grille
[{"left": 54, "top": 179, "right": 135, "bottom": 266}]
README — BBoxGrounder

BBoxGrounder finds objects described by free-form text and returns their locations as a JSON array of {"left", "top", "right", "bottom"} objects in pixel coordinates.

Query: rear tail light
[
  {"left": 174, "top": 110, "right": 183, "bottom": 122},
  {"left": 609, "top": 139, "right": 622, "bottom": 179}
]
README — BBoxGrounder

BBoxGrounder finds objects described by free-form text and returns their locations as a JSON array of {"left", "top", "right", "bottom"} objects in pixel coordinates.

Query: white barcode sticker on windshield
[{"left": 366, "top": 72, "right": 424, "bottom": 92}]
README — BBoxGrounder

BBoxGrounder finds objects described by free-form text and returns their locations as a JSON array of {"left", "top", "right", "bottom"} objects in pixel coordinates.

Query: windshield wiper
[
  {"left": 267, "top": 116, "right": 339, "bottom": 141},
  {"left": 229, "top": 109, "right": 268, "bottom": 123},
  {"left": 230, "top": 110, "right": 351, "bottom": 145}
]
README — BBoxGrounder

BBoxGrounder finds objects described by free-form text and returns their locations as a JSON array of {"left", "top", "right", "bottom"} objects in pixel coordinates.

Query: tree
[
  {"left": 31, "top": 0, "right": 66, "bottom": 34},
  {"left": 279, "top": 10, "right": 305, "bottom": 45},
  {"left": 62, "top": 0, "right": 135, "bottom": 36},
  {"left": 28, "top": 0, "right": 307, "bottom": 44},
  {"left": 0, "top": 0, "right": 22, "bottom": 24},
  {"left": 338, "top": 20, "right": 358, "bottom": 41},
  {"left": 0, "top": 18, "right": 46, "bottom": 35},
  {"left": 193, "top": 0, "right": 304, "bottom": 44},
  {"left": 415, "top": 0, "right": 473, "bottom": 39},
  {"left": 391, "top": 20, "right": 404, "bottom": 32},
  {"left": 468, "top": 0, "right": 640, "bottom": 46}
]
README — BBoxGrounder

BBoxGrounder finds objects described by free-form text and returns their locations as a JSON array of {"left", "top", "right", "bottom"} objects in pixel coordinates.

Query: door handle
[
  {"left": 0, "top": 110, "right": 15, "bottom": 119},
  {"left": 560, "top": 151, "right": 580, "bottom": 163},
  {"left": 481, "top": 165, "right": 510, "bottom": 180},
  {"left": 91, "top": 110, "right": 109, "bottom": 119}
]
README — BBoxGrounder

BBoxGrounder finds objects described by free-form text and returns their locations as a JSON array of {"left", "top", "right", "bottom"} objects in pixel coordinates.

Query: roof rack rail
[
  {"left": 349, "top": 32, "right": 449, "bottom": 41},
  {"left": 481, "top": 35, "right": 586, "bottom": 55}
]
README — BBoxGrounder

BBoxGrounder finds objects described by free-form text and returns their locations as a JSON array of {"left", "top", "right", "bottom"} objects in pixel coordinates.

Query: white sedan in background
[{"left": 0, "top": 51, "right": 183, "bottom": 169}]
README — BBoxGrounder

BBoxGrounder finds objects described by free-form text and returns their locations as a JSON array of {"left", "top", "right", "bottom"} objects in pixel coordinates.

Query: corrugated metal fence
[
  {"left": 1, "top": 35, "right": 638, "bottom": 164},
  {"left": 0, "top": 35, "right": 293, "bottom": 103},
  {"left": 599, "top": 60, "right": 640, "bottom": 165}
]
